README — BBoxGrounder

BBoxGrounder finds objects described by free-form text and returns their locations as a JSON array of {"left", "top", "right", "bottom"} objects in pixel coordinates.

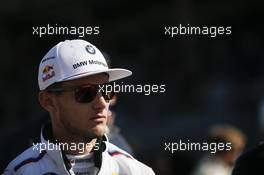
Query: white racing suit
[{"left": 3, "top": 124, "right": 155, "bottom": 175}]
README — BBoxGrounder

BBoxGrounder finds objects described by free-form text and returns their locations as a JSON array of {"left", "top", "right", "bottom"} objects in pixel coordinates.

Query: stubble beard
[{"left": 60, "top": 114, "right": 106, "bottom": 142}]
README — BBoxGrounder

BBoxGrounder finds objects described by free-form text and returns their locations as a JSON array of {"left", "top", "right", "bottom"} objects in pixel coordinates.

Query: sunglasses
[{"left": 46, "top": 84, "right": 115, "bottom": 103}]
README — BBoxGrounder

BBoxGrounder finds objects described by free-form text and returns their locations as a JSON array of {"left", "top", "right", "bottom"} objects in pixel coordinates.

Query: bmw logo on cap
[{"left": 85, "top": 45, "right": 96, "bottom": 54}]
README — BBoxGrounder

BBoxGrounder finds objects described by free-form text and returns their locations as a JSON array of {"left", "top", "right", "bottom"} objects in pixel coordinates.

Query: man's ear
[{"left": 38, "top": 91, "right": 57, "bottom": 113}]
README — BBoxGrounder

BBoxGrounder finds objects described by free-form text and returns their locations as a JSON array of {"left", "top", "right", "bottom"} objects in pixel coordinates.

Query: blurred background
[{"left": 0, "top": 0, "right": 263, "bottom": 174}]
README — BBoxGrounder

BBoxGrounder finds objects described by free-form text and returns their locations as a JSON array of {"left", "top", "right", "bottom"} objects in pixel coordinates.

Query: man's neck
[{"left": 52, "top": 125, "right": 98, "bottom": 155}]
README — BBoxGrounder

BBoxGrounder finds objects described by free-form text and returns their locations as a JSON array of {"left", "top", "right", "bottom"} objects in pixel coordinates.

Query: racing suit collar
[{"left": 40, "top": 123, "right": 108, "bottom": 174}]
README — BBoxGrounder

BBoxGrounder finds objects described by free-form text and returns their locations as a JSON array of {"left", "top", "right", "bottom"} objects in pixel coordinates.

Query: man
[
  {"left": 106, "top": 96, "right": 134, "bottom": 155},
  {"left": 4, "top": 39, "right": 155, "bottom": 175},
  {"left": 191, "top": 125, "right": 246, "bottom": 175}
]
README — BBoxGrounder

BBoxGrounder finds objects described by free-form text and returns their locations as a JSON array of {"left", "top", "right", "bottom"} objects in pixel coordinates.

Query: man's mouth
[{"left": 89, "top": 114, "right": 106, "bottom": 122}]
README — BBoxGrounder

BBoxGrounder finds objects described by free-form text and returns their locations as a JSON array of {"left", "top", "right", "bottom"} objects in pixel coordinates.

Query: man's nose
[{"left": 92, "top": 93, "right": 107, "bottom": 111}]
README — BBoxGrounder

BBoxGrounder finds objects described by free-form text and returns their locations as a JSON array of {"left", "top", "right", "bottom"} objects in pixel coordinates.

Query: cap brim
[{"left": 61, "top": 68, "right": 132, "bottom": 82}]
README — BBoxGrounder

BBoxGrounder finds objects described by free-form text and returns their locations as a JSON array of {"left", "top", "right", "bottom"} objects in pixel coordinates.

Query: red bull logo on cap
[{"left": 42, "top": 65, "right": 55, "bottom": 82}]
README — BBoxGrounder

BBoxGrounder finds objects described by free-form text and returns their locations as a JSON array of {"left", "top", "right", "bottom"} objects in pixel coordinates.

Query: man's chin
[{"left": 89, "top": 125, "right": 106, "bottom": 138}]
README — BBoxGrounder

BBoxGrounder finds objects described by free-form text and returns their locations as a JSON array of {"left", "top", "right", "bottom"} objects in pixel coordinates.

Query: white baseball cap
[{"left": 38, "top": 39, "right": 132, "bottom": 90}]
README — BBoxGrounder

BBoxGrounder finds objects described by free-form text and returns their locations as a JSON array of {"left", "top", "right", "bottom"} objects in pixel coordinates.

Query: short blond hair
[{"left": 210, "top": 125, "right": 246, "bottom": 151}]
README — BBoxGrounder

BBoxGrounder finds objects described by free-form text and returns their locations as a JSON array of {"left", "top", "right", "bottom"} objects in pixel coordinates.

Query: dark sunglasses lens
[{"left": 74, "top": 86, "right": 98, "bottom": 103}]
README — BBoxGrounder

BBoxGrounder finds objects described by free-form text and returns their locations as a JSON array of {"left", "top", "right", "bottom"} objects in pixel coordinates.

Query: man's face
[{"left": 52, "top": 73, "right": 110, "bottom": 140}]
